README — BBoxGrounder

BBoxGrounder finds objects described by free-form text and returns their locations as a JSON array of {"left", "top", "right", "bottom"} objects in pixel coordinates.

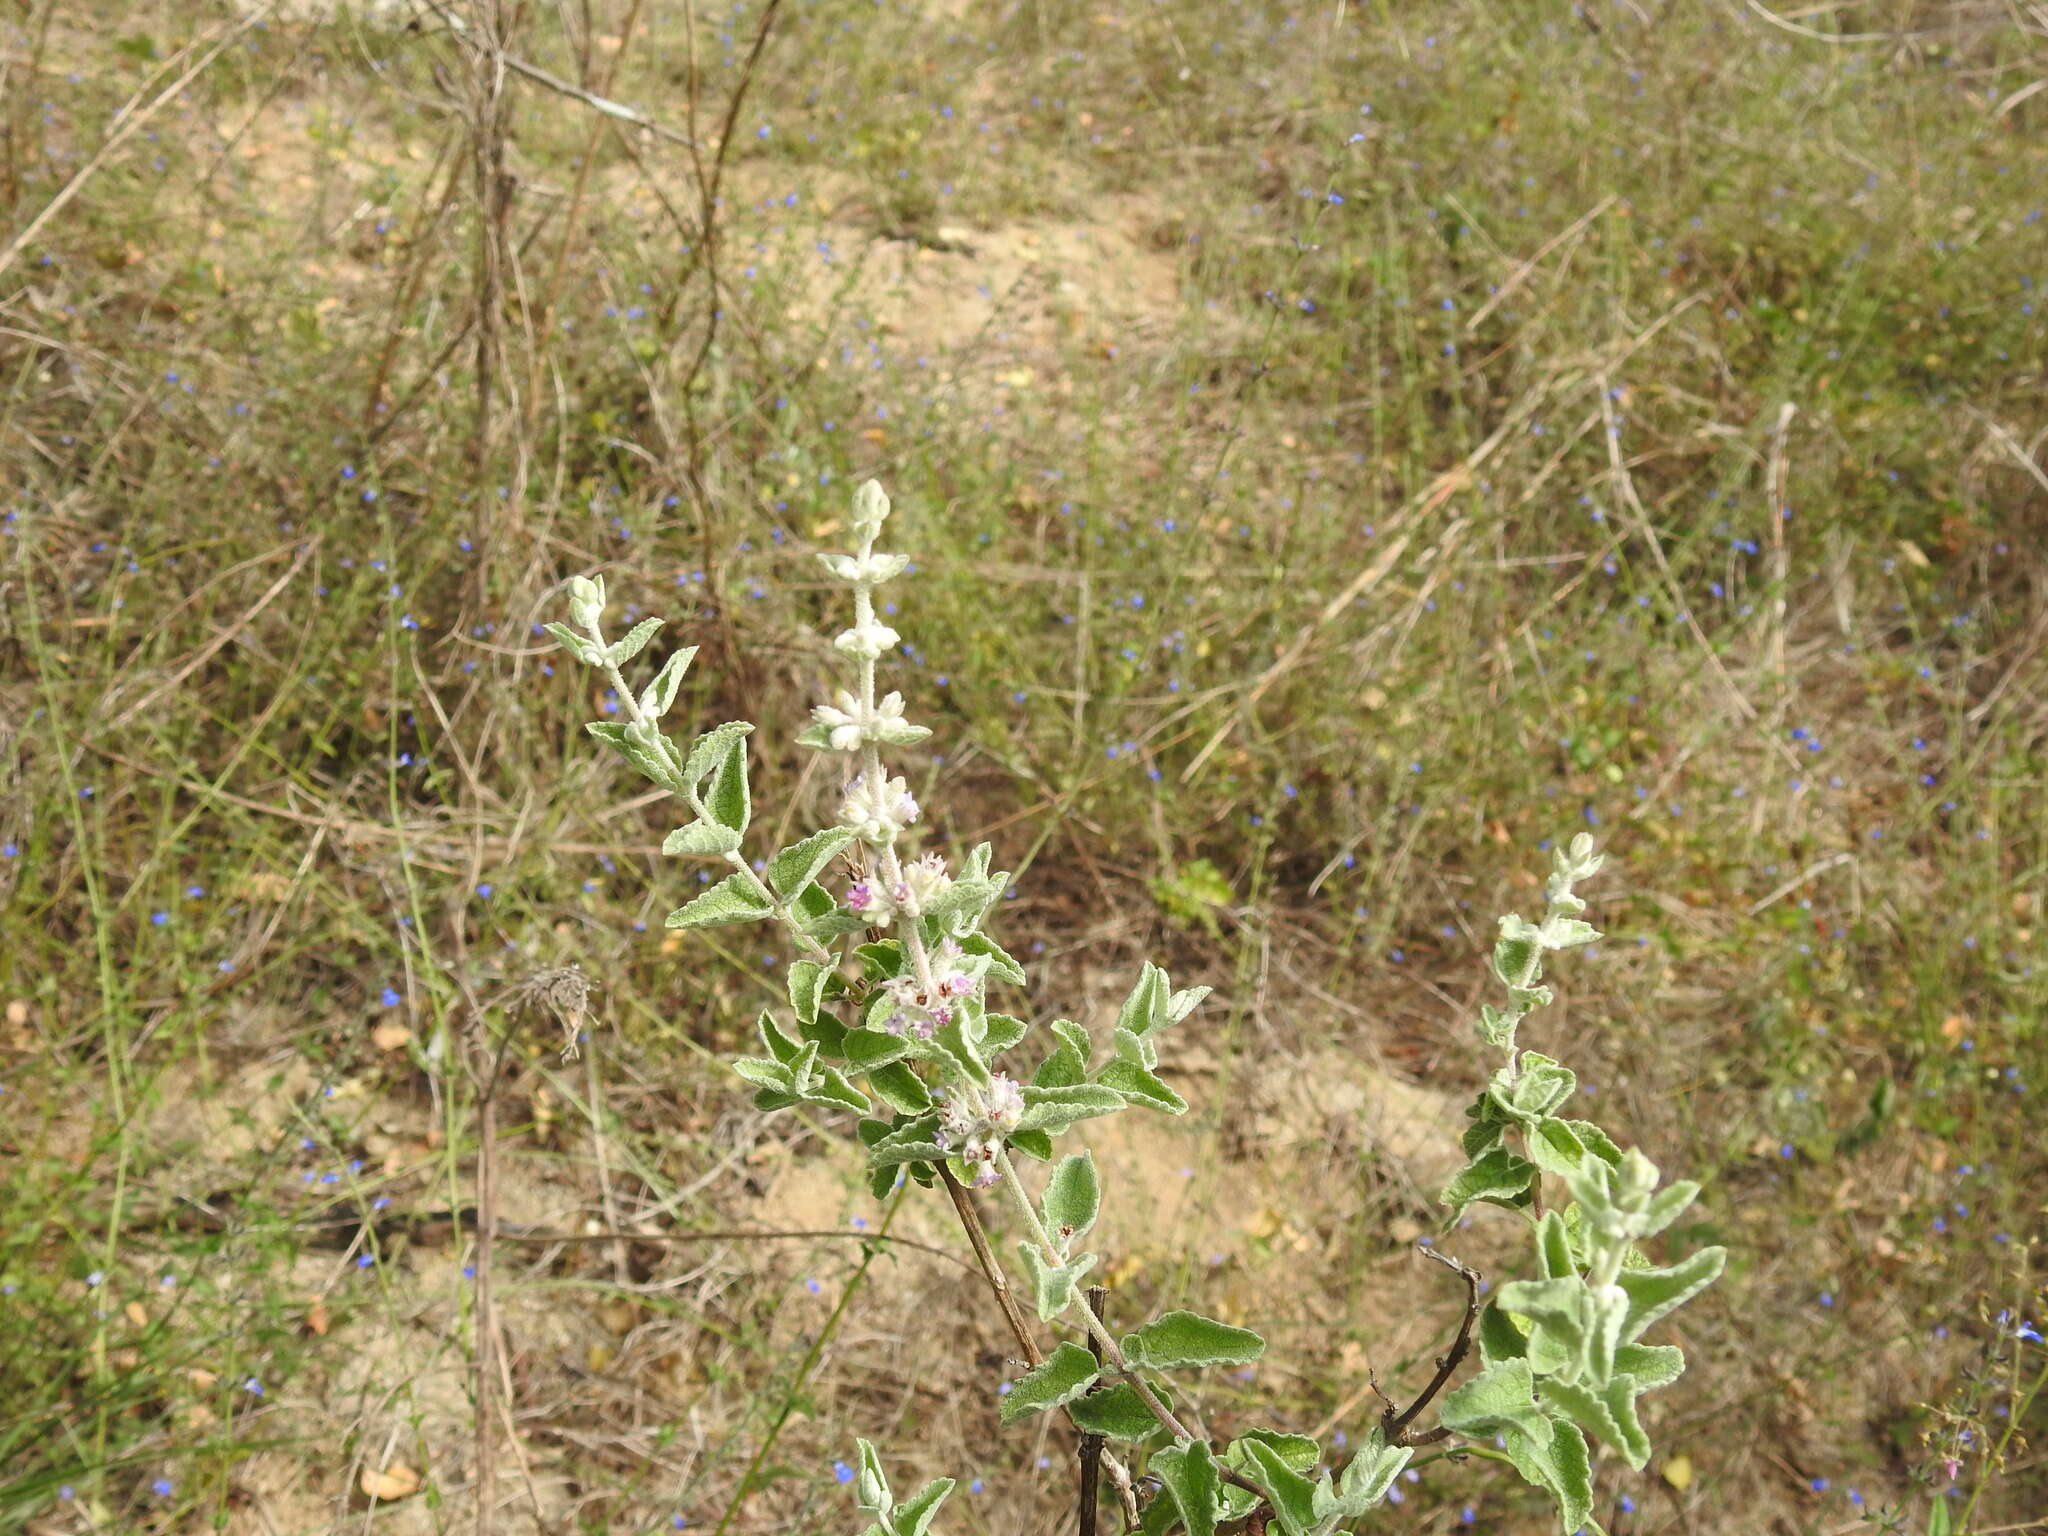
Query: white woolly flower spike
[
  {"left": 838, "top": 771, "right": 919, "bottom": 846},
  {"left": 833, "top": 621, "right": 901, "bottom": 661}
]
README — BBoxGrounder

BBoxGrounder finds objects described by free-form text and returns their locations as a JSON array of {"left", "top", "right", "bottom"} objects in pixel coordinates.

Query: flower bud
[
  {"left": 566, "top": 574, "right": 606, "bottom": 630},
  {"left": 851, "top": 478, "right": 891, "bottom": 541},
  {"left": 833, "top": 622, "right": 901, "bottom": 661}
]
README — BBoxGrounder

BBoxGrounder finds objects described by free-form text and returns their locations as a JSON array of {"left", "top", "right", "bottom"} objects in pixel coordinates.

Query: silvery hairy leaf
[
  {"left": 869, "top": 715, "right": 932, "bottom": 747},
  {"left": 866, "top": 1114, "right": 947, "bottom": 1166},
  {"left": 1014, "top": 1241, "right": 1097, "bottom": 1321},
  {"left": 1540, "top": 915, "right": 1601, "bottom": 950},
  {"left": 1491, "top": 1052, "right": 1576, "bottom": 1122},
  {"left": 1614, "top": 1342, "right": 1685, "bottom": 1392},
  {"left": 1116, "top": 963, "right": 1169, "bottom": 1038},
  {"left": 663, "top": 821, "right": 744, "bottom": 857},
  {"left": 730, "top": 1056, "right": 790, "bottom": 1094},
  {"left": 757, "top": 1010, "right": 803, "bottom": 1064},
  {"left": 1476, "top": 1002, "right": 1518, "bottom": 1050},
  {"left": 585, "top": 720, "right": 685, "bottom": 793},
  {"left": 1113, "top": 1022, "right": 1157, "bottom": 1072},
  {"left": 1334, "top": 1430, "right": 1411, "bottom": 1514},
  {"left": 978, "top": 1012, "right": 1028, "bottom": 1060},
  {"left": 843, "top": 1027, "right": 912, "bottom": 1073},
  {"left": 957, "top": 932, "right": 1026, "bottom": 988},
  {"left": 929, "top": 1019, "right": 992, "bottom": 1090},
  {"left": 1121, "top": 1310, "right": 1264, "bottom": 1371},
  {"left": 795, "top": 882, "right": 870, "bottom": 942},
  {"left": 787, "top": 959, "right": 840, "bottom": 1025},
  {"left": 665, "top": 874, "right": 774, "bottom": 930},
  {"left": 607, "top": 615, "right": 662, "bottom": 668},
  {"left": 1015, "top": 1083, "right": 1124, "bottom": 1135},
  {"left": 800, "top": 1068, "right": 870, "bottom": 1114},
  {"left": 1007, "top": 1128, "right": 1054, "bottom": 1161},
  {"left": 923, "top": 874, "right": 997, "bottom": 922},
  {"left": 1614, "top": 1246, "right": 1727, "bottom": 1342},
  {"left": 857, "top": 940, "right": 907, "bottom": 982},
  {"left": 1096, "top": 1058, "right": 1186, "bottom": 1115},
  {"left": 1494, "top": 1274, "right": 1606, "bottom": 1382},
  {"left": 887, "top": 1476, "right": 955, "bottom": 1536},
  {"left": 1439, "top": 1360, "right": 1595, "bottom": 1534},
  {"left": 1527, "top": 1117, "right": 1596, "bottom": 1180},
  {"left": 1538, "top": 1374, "right": 1652, "bottom": 1469},
  {"left": 542, "top": 621, "right": 605, "bottom": 667},
  {"left": 998, "top": 1340, "right": 1100, "bottom": 1424},
  {"left": 1032, "top": 1018, "right": 1090, "bottom": 1088},
  {"left": 638, "top": 644, "right": 698, "bottom": 717},
  {"left": 1492, "top": 920, "right": 1543, "bottom": 991},
  {"left": 682, "top": 720, "right": 754, "bottom": 785},
  {"left": 1441, "top": 1145, "right": 1535, "bottom": 1214}
]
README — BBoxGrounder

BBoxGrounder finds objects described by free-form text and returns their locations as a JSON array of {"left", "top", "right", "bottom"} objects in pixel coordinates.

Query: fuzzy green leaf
[
  {"left": 543, "top": 621, "right": 604, "bottom": 666},
  {"left": 607, "top": 615, "right": 663, "bottom": 667},
  {"left": 1492, "top": 933, "right": 1540, "bottom": 990},
  {"left": 1152, "top": 1440, "right": 1221, "bottom": 1536},
  {"left": 999, "top": 1341, "right": 1102, "bottom": 1424},
  {"left": 867, "top": 1116, "right": 949, "bottom": 1169},
  {"left": 959, "top": 932, "right": 1026, "bottom": 987},
  {"left": 1121, "top": 1310, "right": 1264, "bottom": 1371},
  {"left": 681, "top": 720, "right": 753, "bottom": 784},
  {"left": 703, "top": 731, "right": 750, "bottom": 833},
  {"left": 1015, "top": 1242, "right": 1097, "bottom": 1321},
  {"left": 1335, "top": 1431, "right": 1412, "bottom": 1511},
  {"left": 665, "top": 874, "right": 773, "bottom": 930},
  {"left": 1116, "top": 963, "right": 1170, "bottom": 1037},
  {"left": 892, "top": 1478, "right": 955, "bottom": 1536},
  {"left": 756, "top": 1010, "right": 802, "bottom": 1064},
  {"left": 1042, "top": 1152, "right": 1102, "bottom": 1245},
  {"left": 1033, "top": 1019, "right": 1090, "bottom": 1089},
  {"left": 929, "top": 1019, "right": 992, "bottom": 1090},
  {"left": 1539, "top": 1374, "right": 1652, "bottom": 1469},
  {"left": 585, "top": 720, "right": 683, "bottom": 792},
  {"left": 1441, "top": 1145, "right": 1536, "bottom": 1213},
  {"left": 1096, "top": 1059, "right": 1186, "bottom": 1115},
  {"left": 843, "top": 1028, "right": 913, "bottom": 1073},
  {"left": 1008, "top": 1128, "right": 1054, "bottom": 1161},
  {"left": 729, "top": 1056, "right": 790, "bottom": 1094},
  {"left": 1016, "top": 1083, "right": 1126, "bottom": 1135},
  {"left": 1616, "top": 1245, "right": 1726, "bottom": 1342},
  {"left": 764, "top": 826, "right": 855, "bottom": 899},
  {"left": 799, "top": 1067, "right": 869, "bottom": 1115},
  {"left": 663, "top": 821, "right": 743, "bottom": 857},
  {"left": 1614, "top": 1342, "right": 1684, "bottom": 1392},
  {"left": 866, "top": 1062, "right": 931, "bottom": 1115},
  {"left": 1066, "top": 1383, "right": 1166, "bottom": 1442},
  {"left": 854, "top": 1437, "right": 891, "bottom": 1515},
  {"left": 787, "top": 960, "right": 837, "bottom": 1026},
  {"left": 638, "top": 644, "right": 698, "bottom": 717},
  {"left": 979, "top": 1011, "right": 1029, "bottom": 1060},
  {"left": 1239, "top": 1438, "right": 1318, "bottom": 1536},
  {"left": 1440, "top": 1359, "right": 1551, "bottom": 1442}
]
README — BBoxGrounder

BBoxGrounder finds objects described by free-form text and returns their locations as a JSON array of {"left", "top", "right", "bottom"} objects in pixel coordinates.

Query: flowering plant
[{"left": 551, "top": 479, "right": 1725, "bottom": 1534}]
